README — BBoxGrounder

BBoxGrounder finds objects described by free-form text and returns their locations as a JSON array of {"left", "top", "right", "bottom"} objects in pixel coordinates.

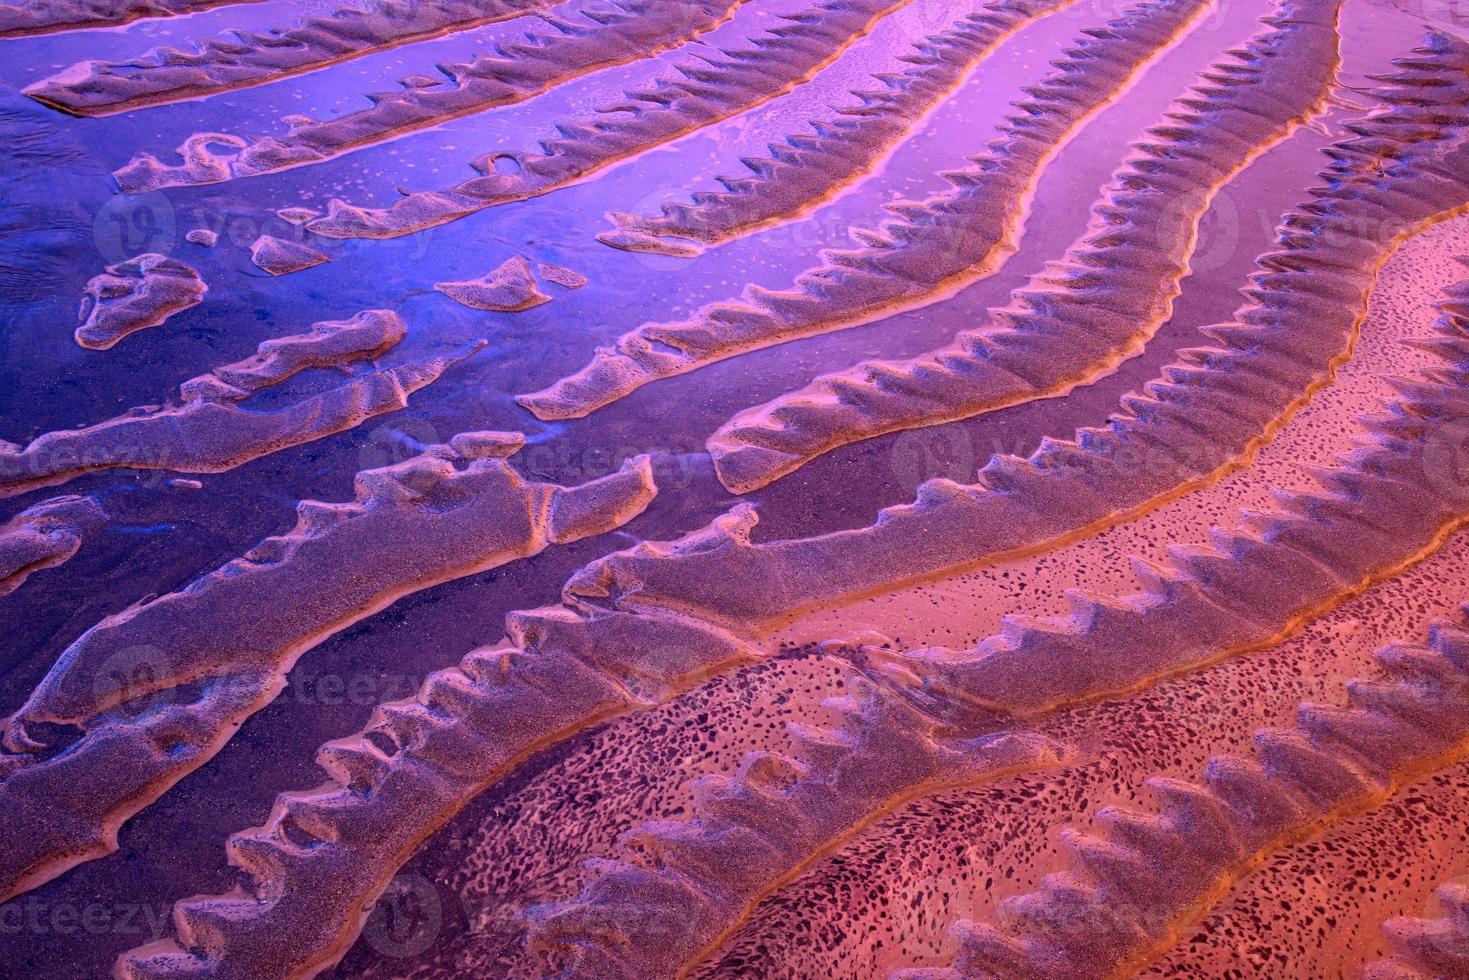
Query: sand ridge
[
  {"left": 111, "top": 0, "right": 757, "bottom": 191},
  {"left": 0, "top": 434, "right": 660, "bottom": 909},
  {"left": 25, "top": 0, "right": 558, "bottom": 116},
  {"left": 0, "top": 0, "right": 260, "bottom": 40},
  {"left": 1, "top": 0, "right": 1462, "bottom": 976},
  {"left": 0, "top": 496, "right": 107, "bottom": 599},
  {"left": 519, "top": 0, "right": 1218, "bottom": 422},
  {"left": 303, "top": 0, "right": 932, "bottom": 240},
  {"left": 708, "top": 0, "right": 1344, "bottom": 493},
  {"left": 0, "top": 310, "right": 476, "bottom": 498},
  {"left": 75, "top": 253, "right": 206, "bottom": 351},
  {"left": 598, "top": 0, "right": 1081, "bottom": 258},
  {"left": 554, "top": 36, "right": 1469, "bottom": 635}
]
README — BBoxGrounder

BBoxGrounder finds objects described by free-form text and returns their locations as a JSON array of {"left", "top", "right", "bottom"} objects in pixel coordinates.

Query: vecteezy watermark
[
  {"left": 352, "top": 421, "right": 702, "bottom": 491},
  {"left": 888, "top": 0, "right": 957, "bottom": 42},
  {"left": 1423, "top": 874, "right": 1469, "bottom": 917},
  {"left": 888, "top": 425, "right": 980, "bottom": 495},
  {"left": 357, "top": 419, "right": 445, "bottom": 474},
  {"left": 0, "top": 897, "right": 172, "bottom": 939},
  {"left": 361, "top": 873, "right": 443, "bottom": 959},
  {"left": 93, "top": 192, "right": 177, "bottom": 264},
  {"left": 285, "top": 670, "right": 425, "bottom": 707},
  {"left": 1156, "top": 186, "right": 1241, "bottom": 277},
  {"left": 605, "top": 182, "right": 711, "bottom": 274},
  {"left": 875, "top": 421, "right": 1294, "bottom": 504},
  {"left": 1421, "top": 416, "right": 1469, "bottom": 504},
  {"left": 92, "top": 644, "right": 175, "bottom": 720},
  {"left": 515, "top": 439, "right": 703, "bottom": 490}
]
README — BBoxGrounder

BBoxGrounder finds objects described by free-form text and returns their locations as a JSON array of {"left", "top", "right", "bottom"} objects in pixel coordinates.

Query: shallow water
[{"left": 2, "top": 0, "right": 1469, "bottom": 976}]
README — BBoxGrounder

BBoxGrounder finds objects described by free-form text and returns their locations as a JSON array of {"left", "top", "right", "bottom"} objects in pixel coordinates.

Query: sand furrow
[
  {"left": 114, "top": 596, "right": 756, "bottom": 978},
  {"left": 893, "top": 271, "right": 1469, "bottom": 716},
  {"left": 0, "top": 0, "right": 259, "bottom": 40},
  {"left": 0, "top": 310, "right": 475, "bottom": 498},
  {"left": 598, "top": 0, "right": 1077, "bottom": 257},
  {"left": 112, "top": 0, "right": 754, "bottom": 191},
  {"left": 524, "top": 680, "right": 1063, "bottom": 978},
  {"left": 524, "top": 257, "right": 1469, "bottom": 971},
  {"left": 891, "top": 619, "right": 1469, "bottom": 979},
  {"left": 303, "top": 0, "right": 957, "bottom": 240},
  {"left": 25, "top": 0, "right": 557, "bottom": 116},
  {"left": 437, "top": 256, "right": 554, "bottom": 311},
  {"left": 107, "top": 234, "right": 1466, "bottom": 976},
  {"left": 556, "top": 33, "right": 1469, "bottom": 634},
  {"left": 0, "top": 1, "right": 1446, "bottom": 976},
  {"left": 0, "top": 434, "right": 659, "bottom": 907},
  {"left": 709, "top": 0, "right": 1342, "bottom": 493},
  {"left": 518, "top": 0, "right": 1215, "bottom": 421}
]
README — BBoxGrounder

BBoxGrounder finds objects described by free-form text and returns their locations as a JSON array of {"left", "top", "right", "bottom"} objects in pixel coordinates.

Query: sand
[{"left": 3, "top": 0, "right": 1468, "bottom": 977}]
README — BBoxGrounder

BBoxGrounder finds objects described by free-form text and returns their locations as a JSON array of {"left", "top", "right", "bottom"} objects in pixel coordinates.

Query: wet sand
[{"left": 1, "top": 0, "right": 1468, "bottom": 977}]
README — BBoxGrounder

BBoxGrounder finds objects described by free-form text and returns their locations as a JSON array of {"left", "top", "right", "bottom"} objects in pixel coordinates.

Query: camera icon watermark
[
  {"left": 93, "top": 192, "right": 176, "bottom": 264},
  {"left": 361, "top": 872, "right": 444, "bottom": 959}
]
